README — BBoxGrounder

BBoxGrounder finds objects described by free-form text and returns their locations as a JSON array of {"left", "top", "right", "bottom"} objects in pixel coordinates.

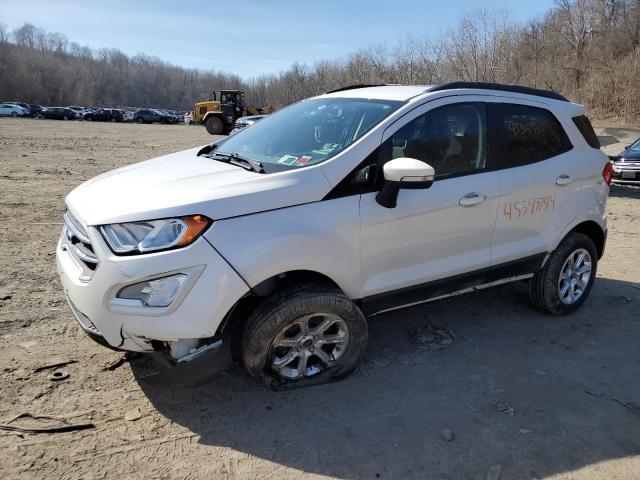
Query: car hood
[
  {"left": 617, "top": 149, "right": 640, "bottom": 160},
  {"left": 65, "top": 146, "right": 332, "bottom": 226}
]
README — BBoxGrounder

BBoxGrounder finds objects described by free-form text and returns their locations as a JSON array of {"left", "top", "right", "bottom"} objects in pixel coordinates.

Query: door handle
[
  {"left": 459, "top": 192, "right": 486, "bottom": 207},
  {"left": 556, "top": 174, "right": 573, "bottom": 186}
]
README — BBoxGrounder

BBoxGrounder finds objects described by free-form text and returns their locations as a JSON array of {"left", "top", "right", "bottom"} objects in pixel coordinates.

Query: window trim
[
  {"left": 383, "top": 101, "right": 495, "bottom": 182},
  {"left": 491, "top": 103, "right": 573, "bottom": 171}
]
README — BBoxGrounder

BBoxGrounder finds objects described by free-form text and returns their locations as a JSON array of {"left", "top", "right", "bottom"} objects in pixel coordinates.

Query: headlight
[{"left": 100, "top": 215, "right": 211, "bottom": 254}]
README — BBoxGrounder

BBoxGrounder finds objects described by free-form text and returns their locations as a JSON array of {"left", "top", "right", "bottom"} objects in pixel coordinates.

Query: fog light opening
[{"left": 117, "top": 273, "right": 188, "bottom": 307}]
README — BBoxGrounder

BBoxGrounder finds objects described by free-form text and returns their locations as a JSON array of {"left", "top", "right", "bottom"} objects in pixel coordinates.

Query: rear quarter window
[
  {"left": 497, "top": 104, "right": 572, "bottom": 168},
  {"left": 572, "top": 115, "right": 600, "bottom": 148}
]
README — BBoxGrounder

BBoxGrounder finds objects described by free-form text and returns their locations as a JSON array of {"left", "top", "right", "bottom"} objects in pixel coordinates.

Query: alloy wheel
[
  {"left": 269, "top": 313, "right": 349, "bottom": 380},
  {"left": 558, "top": 248, "right": 592, "bottom": 304}
]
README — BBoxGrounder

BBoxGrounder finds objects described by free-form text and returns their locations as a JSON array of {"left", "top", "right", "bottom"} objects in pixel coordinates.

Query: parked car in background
[
  {"left": 133, "top": 109, "right": 174, "bottom": 124},
  {"left": 160, "top": 109, "right": 179, "bottom": 124},
  {"left": 118, "top": 109, "right": 134, "bottom": 122},
  {"left": 42, "top": 107, "right": 77, "bottom": 120},
  {"left": 0, "top": 103, "right": 30, "bottom": 117},
  {"left": 7, "top": 102, "right": 32, "bottom": 115},
  {"left": 84, "top": 108, "right": 123, "bottom": 122},
  {"left": 229, "top": 115, "right": 266, "bottom": 135},
  {"left": 68, "top": 106, "right": 92, "bottom": 118},
  {"left": 28, "top": 104, "right": 46, "bottom": 118},
  {"left": 610, "top": 137, "right": 640, "bottom": 184}
]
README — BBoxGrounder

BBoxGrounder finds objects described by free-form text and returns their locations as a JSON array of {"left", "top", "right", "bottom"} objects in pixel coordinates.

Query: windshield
[
  {"left": 216, "top": 97, "right": 402, "bottom": 170},
  {"left": 628, "top": 138, "right": 640, "bottom": 151}
]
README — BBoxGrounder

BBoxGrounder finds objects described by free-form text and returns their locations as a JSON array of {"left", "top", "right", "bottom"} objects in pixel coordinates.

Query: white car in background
[
  {"left": 57, "top": 82, "right": 610, "bottom": 389},
  {"left": 0, "top": 103, "right": 29, "bottom": 117}
]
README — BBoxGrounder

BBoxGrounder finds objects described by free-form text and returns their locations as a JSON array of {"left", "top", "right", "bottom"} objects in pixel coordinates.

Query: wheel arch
[
  {"left": 566, "top": 220, "right": 606, "bottom": 259},
  {"left": 216, "top": 269, "right": 346, "bottom": 360},
  {"left": 203, "top": 111, "right": 224, "bottom": 122}
]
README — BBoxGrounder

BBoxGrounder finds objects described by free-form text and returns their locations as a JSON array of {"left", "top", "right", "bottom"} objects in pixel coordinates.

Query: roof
[
  {"left": 322, "top": 82, "right": 570, "bottom": 103},
  {"left": 322, "top": 85, "right": 432, "bottom": 102}
]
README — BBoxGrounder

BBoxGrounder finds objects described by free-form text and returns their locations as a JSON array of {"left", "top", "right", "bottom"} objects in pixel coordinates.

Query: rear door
[{"left": 491, "top": 102, "right": 579, "bottom": 266}]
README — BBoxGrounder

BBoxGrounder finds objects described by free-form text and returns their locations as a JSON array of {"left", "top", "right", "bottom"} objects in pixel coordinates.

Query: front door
[{"left": 359, "top": 99, "right": 500, "bottom": 313}]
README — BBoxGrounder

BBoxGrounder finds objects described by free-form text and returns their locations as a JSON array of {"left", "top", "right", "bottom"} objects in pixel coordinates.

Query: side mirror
[{"left": 376, "top": 158, "right": 435, "bottom": 208}]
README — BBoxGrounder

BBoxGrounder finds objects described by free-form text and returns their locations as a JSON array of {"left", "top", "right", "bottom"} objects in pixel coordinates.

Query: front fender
[{"left": 206, "top": 196, "right": 363, "bottom": 298}]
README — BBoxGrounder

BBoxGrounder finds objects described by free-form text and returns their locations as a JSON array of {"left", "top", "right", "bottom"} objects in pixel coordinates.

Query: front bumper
[{"left": 56, "top": 219, "right": 249, "bottom": 357}]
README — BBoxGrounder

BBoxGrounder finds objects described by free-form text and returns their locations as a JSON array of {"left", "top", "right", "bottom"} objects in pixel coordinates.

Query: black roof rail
[
  {"left": 427, "top": 81, "right": 569, "bottom": 102},
  {"left": 325, "top": 84, "right": 399, "bottom": 94}
]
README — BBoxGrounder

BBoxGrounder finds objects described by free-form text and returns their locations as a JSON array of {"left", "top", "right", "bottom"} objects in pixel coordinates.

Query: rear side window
[
  {"left": 572, "top": 115, "right": 600, "bottom": 148},
  {"left": 497, "top": 104, "right": 572, "bottom": 167}
]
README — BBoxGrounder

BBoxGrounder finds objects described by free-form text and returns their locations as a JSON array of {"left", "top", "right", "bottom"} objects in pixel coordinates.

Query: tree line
[{"left": 0, "top": 0, "right": 638, "bottom": 122}]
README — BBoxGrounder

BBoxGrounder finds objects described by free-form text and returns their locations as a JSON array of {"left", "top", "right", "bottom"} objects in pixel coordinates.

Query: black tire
[
  {"left": 530, "top": 233, "right": 598, "bottom": 315},
  {"left": 136, "top": 117, "right": 144, "bottom": 124},
  {"left": 204, "top": 116, "right": 224, "bottom": 135},
  {"left": 11, "top": 112, "right": 17, "bottom": 117},
  {"left": 242, "top": 283, "right": 368, "bottom": 390}
]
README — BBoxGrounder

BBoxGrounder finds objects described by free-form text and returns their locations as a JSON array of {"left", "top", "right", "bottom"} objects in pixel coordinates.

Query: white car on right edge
[{"left": 57, "top": 82, "right": 610, "bottom": 390}]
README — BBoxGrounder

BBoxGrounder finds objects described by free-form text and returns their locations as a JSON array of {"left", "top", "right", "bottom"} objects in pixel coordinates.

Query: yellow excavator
[{"left": 193, "top": 90, "right": 273, "bottom": 135}]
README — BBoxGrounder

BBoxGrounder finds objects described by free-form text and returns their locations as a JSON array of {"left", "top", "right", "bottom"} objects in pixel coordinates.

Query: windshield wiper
[{"left": 210, "top": 152, "right": 265, "bottom": 173}]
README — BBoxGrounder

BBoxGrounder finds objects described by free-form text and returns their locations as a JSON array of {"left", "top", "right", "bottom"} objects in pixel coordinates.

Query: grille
[
  {"left": 616, "top": 159, "right": 640, "bottom": 171},
  {"left": 61, "top": 209, "right": 99, "bottom": 282}
]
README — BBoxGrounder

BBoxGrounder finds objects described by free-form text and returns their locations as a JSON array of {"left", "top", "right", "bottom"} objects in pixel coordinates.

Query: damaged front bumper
[{"left": 56, "top": 215, "right": 249, "bottom": 370}]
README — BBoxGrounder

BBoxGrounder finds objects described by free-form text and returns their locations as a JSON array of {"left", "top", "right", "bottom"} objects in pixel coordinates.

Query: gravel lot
[{"left": 0, "top": 118, "right": 639, "bottom": 480}]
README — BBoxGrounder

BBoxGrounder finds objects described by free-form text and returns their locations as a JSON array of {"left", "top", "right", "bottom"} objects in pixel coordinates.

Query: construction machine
[{"left": 193, "top": 90, "right": 273, "bottom": 135}]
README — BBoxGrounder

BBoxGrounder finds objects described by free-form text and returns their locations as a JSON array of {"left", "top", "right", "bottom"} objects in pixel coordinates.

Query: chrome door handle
[
  {"left": 459, "top": 192, "right": 486, "bottom": 207},
  {"left": 556, "top": 174, "right": 573, "bottom": 186}
]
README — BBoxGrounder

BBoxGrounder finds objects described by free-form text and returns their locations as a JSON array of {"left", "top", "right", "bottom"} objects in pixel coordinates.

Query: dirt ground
[{"left": 1, "top": 118, "right": 639, "bottom": 480}]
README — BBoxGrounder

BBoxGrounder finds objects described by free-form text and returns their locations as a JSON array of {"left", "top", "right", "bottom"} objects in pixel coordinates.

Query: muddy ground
[{"left": 0, "top": 118, "right": 639, "bottom": 480}]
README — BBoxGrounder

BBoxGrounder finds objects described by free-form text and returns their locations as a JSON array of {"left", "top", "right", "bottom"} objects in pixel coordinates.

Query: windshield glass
[
  {"left": 628, "top": 138, "right": 640, "bottom": 151},
  {"left": 216, "top": 97, "right": 402, "bottom": 169}
]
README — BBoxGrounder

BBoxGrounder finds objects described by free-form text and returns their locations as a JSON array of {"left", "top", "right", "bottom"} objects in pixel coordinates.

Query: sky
[{"left": 0, "top": 0, "right": 556, "bottom": 79}]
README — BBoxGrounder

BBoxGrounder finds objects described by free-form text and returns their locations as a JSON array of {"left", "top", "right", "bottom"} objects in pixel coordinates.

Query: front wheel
[
  {"left": 204, "top": 116, "right": 224, "bottom": 135},
  {"left": 242, "top": 283, "right": 368, "bottom": 389},
  {"left": 11, "top": 112, "right": 17, "bottom": 117},
  {"left": 530, "top": 233, "right": 598, "bottom": 315}
]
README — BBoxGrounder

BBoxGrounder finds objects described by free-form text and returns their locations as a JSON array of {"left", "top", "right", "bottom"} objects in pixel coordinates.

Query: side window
[
  {"left": 498, "top": 104, "right": 572, "bottom": 167},
  {"left": 390, "top": 103, "right": 487, "bottom": 178}
]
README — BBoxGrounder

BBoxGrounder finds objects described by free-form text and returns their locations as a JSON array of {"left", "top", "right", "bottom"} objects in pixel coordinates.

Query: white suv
[{"left": 57, "top": 82, "right": 611, "bottom": 388}]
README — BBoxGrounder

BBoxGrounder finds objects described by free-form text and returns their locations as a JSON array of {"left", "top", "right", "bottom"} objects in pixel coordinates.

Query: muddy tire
[
  {"left": 531, "top": 233, "right": 598, "bottom": 315},
  {"left": 204, "top": 116, "right": 224, "bottom": 135},
  {"left": 242, "top": 283, "right": 368, "bottom": 390}
]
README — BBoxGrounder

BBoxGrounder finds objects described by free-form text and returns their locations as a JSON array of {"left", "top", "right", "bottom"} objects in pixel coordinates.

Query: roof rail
[
  {"left": 427, "top": 81, "right": 568, "bottom": 102},
  {"left": 325, "top": 84, "right": 398, "bottom": 94}
]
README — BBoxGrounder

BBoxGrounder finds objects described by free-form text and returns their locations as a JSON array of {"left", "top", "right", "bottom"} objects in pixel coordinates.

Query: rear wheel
[
  {"left": 531, "top": 233, "right": 598, "bottom": 315},
  {"left": 11, "top": 112, "right": 17, "bottom": 117},
  {"left": 204, "top": 116, "right": 224, "bottom": 135},
  {"left": 242, "top": 283, "right": 368, "bottom": 389},
  {"left": 136, "top": 117, "right": 144, "bottom": 124}
]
